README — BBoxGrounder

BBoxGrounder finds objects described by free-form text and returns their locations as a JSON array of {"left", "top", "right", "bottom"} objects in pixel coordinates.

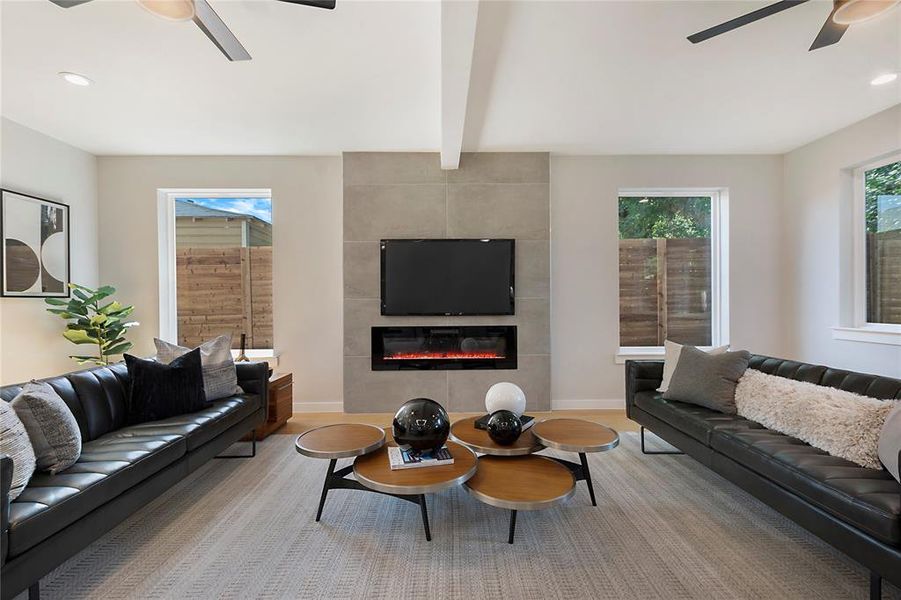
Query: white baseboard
[
  {"left": 293, "top": 401, "right": 343, "bottom": 413},
  {"left": 551, "top": 398, "right": 625, "bottom": 410}
]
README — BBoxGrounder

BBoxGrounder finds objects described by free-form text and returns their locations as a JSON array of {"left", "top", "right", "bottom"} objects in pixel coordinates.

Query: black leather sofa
[
  {"left": 626, "top": 354, "right": 901, "bottom": 599},
  {"left": 0, "top": 361, "right": 268, "bottom": 600}
]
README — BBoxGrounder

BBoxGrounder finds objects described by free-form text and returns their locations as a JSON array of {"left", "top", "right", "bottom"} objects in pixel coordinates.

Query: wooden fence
[
  {"left": 868, "top": 230, "right": 901, "bottom": 325},
  {"left": 619, "top": 238, "right": 711, "bottom": 347},
  {"left": 176, "top": 247, "right": 273, "bottom": 349}
]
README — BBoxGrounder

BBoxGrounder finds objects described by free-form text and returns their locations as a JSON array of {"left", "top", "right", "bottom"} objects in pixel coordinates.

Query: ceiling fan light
[
  {"left": 137, "top": 0, "right": 196, "bottom": 22},
  {"left": 832, "top": 0, "right": 900, "bottom": 25}
]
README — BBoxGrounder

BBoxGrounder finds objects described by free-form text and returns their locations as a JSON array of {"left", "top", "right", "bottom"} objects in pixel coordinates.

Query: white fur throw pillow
[{"left": 735, "top": 369, "right": 895, "bottom": 470}]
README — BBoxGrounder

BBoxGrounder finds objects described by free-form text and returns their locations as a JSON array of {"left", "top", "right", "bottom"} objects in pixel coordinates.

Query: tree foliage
[
  {"left": 618, "top": 196, "right": 711, "bottom": 239},
  {"left": 865, "top": 160, "right": 901, "bottom": 234}
]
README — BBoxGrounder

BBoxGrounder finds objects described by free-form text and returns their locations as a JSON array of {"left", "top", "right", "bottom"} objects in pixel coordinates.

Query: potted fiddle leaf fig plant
[{"left": 45, "top": 283, "right": 139, "bottom": 366}]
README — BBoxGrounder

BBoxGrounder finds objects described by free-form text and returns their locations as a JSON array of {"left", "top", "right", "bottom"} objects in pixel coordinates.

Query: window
[
  {"left": 617, "top": 189, "right": 728, "bottom": 359},
  {"left": 158, "top": 189, "right": 273, "bottom": 353},
  {"left": 863, "top": 159, "right": 900, "bottom": 325},
  {"left": 836, "top": 155, "right": 901, "bottom": 345}
]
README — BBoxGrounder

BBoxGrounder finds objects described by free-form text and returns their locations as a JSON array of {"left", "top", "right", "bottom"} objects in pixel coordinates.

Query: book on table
[
  {"left": 388, "top": 445, "right": 455, "bottom": 470},
  {"left": 474, "top": 414, "right": 535, "bottom": 431}
]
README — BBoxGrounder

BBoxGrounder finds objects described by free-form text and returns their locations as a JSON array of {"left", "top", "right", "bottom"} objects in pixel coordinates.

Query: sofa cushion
[
  {"left": 6, "top": 431, "right": 185, "bottom": 557},
  {"left": 121, "top": 394, "right": 261, "bottom": 451},
  {"left": 712, "top": 427, "right": 901, "bottom": 546},
  {"left": 634, "top": 391, "right": 765, "bottom": 445}
]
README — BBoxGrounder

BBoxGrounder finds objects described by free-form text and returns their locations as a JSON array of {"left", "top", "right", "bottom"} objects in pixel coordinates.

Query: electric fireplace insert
[{"left": 371, "top": 325, "right": 517, "bottom": 371}]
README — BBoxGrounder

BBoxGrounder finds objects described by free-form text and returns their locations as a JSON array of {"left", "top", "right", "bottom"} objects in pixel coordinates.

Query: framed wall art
[{"left": 1, "top": 189, "right": 70, "bottom": 297}]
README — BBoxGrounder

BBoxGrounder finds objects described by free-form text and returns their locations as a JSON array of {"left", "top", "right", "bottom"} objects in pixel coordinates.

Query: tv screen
[{"left": 380, "top": 239, "right": 515, "bottom": 316}]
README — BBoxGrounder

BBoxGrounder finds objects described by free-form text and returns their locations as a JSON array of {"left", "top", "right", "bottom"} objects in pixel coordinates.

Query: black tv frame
[{"left": 379, "top": 238, "right": 515, "bottom": 316}]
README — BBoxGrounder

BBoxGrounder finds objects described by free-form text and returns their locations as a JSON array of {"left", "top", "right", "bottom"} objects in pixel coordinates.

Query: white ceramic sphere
[{"left": 485, "top": 382, "right": 526, "bottom": 417}]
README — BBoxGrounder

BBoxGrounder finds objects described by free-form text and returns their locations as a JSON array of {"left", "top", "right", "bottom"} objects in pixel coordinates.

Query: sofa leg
[
  {"left": 28, "top": 581, "right": 39, "bottom": 600},
  {"left": 215, "top": 429, "right": 257, "bottom": 459},
  {"left": 870, "top": 571, "right": 882, "bottom": 600},
  {"left": 639, "top": 427, "right": 685, "bottom": 455}
]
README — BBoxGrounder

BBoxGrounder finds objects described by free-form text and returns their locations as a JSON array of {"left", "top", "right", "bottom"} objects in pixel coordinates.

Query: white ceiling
[{"left": 2, "top": 0, "right": 899, "bottom": 156}]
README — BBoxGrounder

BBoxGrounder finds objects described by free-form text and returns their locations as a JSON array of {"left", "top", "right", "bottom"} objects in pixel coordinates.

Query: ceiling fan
[
  {"left": 48, "top": 0, "right": 335, "bottom": 61},
  {"left": 688, "top": 0, "right": 899, "bottom": 51}
]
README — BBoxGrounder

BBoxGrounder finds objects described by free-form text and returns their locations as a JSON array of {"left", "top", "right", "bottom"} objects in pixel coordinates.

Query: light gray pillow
[
  {"left": 663, "top": 346, "right": 750, "bottom": 414},
  {"left": 11, "top": 381, "right": 81, "bottom": 474},
  {"left": 154, "top": 335, "right": 242, "bottom": 402},
  {"left": 878, "top": 401, "right": 901, "bottom": 482},
  {"left": 0, "top": 402, "right": 36, "bottom": 500}
]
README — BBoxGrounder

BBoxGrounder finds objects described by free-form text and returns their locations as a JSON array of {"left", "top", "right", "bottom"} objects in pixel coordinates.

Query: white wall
[
  {"left": 783, "top": 105, "right": 901, "bottom": 377},
  {"left": 551, "top": 155, "right": 785, "bottom": 407},
  {"left": 96, "top": 156, "right": 343, "bottom": 409},
  {"left": 0, "top": 118, "right": 99, "bottom": 383}
]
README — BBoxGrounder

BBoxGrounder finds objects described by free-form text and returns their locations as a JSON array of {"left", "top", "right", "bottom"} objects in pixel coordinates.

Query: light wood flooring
[{"left": 279, "top": 409, "right": 639, "bottom": 435}]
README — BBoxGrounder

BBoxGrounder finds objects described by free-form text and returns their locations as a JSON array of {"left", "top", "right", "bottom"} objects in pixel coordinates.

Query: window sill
[
  {"left": 615, "top": 348, "right": 665, "bottom": 364},
  {"left": 231, "top": 349, "right": 280, "bottom": 366},
  {"left": 831, "top": 326, "right": 901, "bottom": 347}
]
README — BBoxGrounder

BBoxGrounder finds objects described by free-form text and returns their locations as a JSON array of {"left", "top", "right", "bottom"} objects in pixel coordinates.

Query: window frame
[
  {"left": 615, "top": 187, "right": 730, "bottom": 363},
  {"left": 833, "top": 153, "right": 901, "bottom": 346},
  {"left": 157, "top": 188, "right": 277, "bottom": 358}
]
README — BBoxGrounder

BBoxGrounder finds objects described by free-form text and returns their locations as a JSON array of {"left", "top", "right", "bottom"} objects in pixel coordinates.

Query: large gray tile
[
  {"left": 344, "top": 184, "right": 446, "bottom": 241},
  {"left": 454, "top": 298, "right": 549, "bottom": 355},
  {"left": 446, "top": 355, "right": 550, "bottom": 412},
  {"left": 448, "top": 153, "right": 549, "bottom": 184},
  {"left": 515, "top": 240, "right": 549, "bottom": 299},
  {"left": 344, "top": 242, "right": 380, "bottom": 299},
  {"left": 446, "top": 184, "right": 549, "bottom": 240},
  {"left": 343, "top": 357, "right": 448, "bottom": 413},
  {"left": 344, "top": 299, "right": 453, "bottom": 357},
  {"left": 343, "top": 153, "right": 445, "bottom": 185}
]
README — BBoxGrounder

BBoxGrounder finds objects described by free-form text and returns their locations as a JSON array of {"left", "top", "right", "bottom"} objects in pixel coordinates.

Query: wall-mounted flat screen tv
[{"left": 380, "top": 239, "right": 515, "bottom": 316}]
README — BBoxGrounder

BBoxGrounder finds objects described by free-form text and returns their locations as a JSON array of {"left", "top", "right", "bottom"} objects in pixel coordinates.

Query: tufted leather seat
[
  {"left": 633, "top": 391, "right": 766, "bottom": 445},
  {"left": 712, "top": 428, "right": 900, "bottom": 545},
  {"left": 4, "top": 393, "right": 259, "bottom": 557},
  {"left": 7, "top": 432, "right": 185, "bottom": 556}
]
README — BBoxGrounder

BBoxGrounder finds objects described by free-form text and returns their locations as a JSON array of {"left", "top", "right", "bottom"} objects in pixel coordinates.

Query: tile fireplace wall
[{"left": 343, "top": 152, "right": 550, "bottom": 413}]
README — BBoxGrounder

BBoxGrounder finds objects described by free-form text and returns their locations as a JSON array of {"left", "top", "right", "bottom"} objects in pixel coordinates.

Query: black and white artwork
[{"left": 1, "top": 189, "right": 70, "bottom": 297}]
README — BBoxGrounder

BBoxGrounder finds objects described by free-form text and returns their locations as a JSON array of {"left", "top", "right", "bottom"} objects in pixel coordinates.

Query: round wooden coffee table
[
  {"left": 531, "top": 418, "right": 619, "bottom": 507},
  {"left": 295, "top": 424, "right": 387, "bottom": 522},
  {"left": 464, "top": 455, "right": 575, "bottom": 543},
  {"left": 450, "top": 416, "right": 544, "bottom": 456},
  {"left": 354, "top": 440, "right": 477, "bottom": 541}
]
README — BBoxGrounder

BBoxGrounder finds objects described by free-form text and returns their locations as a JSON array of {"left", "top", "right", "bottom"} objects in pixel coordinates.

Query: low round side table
[
  {"left": 354, "top": 440, "right": 477, "bottom": 541},
  {"left": 531, "top": 418, "right": 619, "bottom": 507},
  {"left": 450, "top": 416, "right": 544, "bottom": 456},
  {"left": 295, "top": 424, "right": 385, "bottom": 522},
  {"left": 464, "top": 455, "right": 575, "bottom": 543}
]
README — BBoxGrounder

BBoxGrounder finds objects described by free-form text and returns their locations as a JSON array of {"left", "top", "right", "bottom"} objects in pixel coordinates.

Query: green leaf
[
  {"left": 45, "top": 298, "right": 68, "bottom": 306},
  {"left": 69, "top": 355, "right": 102, "bottom": 365},
  {"left": 72, "top": 288, "right": 91, "bottom": 302},
  {"left": 105, "top": 342, "right": 132, "bottom": 355},
  {"left": 122, "top": 321, "right": 140, "bottom": 328},
  {"left": 90, "top": 314, "right": 109, "bottom": 326},
  {"left": 47, "top": 309, "right": 76, "bottom": 318},
  {"left": 68, "top": 283, "right": 93, "bottom": 292},
  {"left": 63, "top": 329, "right": 101, "bottom": 345},
  {"left": 96, "top": 285, "right": 116, "bottom": 297},
  {"left": 98, "top": 301, "right": 123, "bottom": 315}
]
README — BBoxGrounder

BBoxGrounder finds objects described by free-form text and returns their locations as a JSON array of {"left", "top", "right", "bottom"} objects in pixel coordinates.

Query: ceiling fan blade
[
  {"left": 688, "top": 0, "right": 809, "bottom": 43},
  {"left": 809, "top": 4, "right": 849, "bottom": 50},
  {"left": 47, "top": 0, "right": 94, "bottom": 7},
  {"left": 275, "top": 0, "right": 336, "bottom": 9},
  {"left": 192, "top": 0, "right": 251, "bottom": 61}
]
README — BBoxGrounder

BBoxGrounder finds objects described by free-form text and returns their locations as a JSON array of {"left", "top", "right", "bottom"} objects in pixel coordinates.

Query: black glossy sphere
[
  {"left": 392, "top": 398, "right": 450, "bottom": 451},
  {"left": 487, "top": 410, "right": 522, "bottom": 446}
]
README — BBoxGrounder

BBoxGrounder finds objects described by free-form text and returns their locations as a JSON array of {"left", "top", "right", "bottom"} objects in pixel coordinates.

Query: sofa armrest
[
  {"left": 625, "top": 360, "right": 664, "bottom": 419},
  {"left": 1, "top": 453, "right": 12, "bottom": 566},
  {"left": 236, "top": 362, "right": 270, "bottom": 419}
]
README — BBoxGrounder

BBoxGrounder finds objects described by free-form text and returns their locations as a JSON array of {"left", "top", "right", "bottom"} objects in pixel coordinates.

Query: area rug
[{"left": 26, "top": 432, "right": 900, "bottom": 600}]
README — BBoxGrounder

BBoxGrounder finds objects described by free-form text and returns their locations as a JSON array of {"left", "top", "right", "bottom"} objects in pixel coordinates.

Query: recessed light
[
  {"left": 58, "top": 72, "right": 92, "bottom": 87},
  {"left": 871, "top": 73, "right": 898, "bottom": 86}
]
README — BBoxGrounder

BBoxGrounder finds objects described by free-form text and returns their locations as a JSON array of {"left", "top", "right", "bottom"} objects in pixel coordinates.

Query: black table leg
[
  {"left": 508, "top": 510, "right": 517, "bottom": 544},
  {"left": 316, "top": 458, "right": 337, "bottom": 522},
  {"left": 419, "top": 494, "right": 432, "bottom": 542},
  {"left": 579, "top": 452, "right": 597, "bottom": 507}
]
